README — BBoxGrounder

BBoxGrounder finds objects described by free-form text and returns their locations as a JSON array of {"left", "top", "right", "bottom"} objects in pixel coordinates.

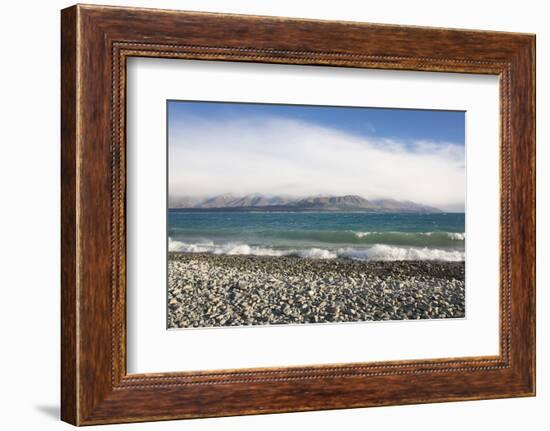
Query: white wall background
[{"left": 0, "top": 0, "right": 546, "bottom": 429}]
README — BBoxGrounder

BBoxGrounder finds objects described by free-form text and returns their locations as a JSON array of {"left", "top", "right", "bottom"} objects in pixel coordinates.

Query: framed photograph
[
  {"left": 165, "top": 101, "right": 467, "bottom": 330},
  {"left": 61, "top": 4, "right": 536, "bottom": 425}
]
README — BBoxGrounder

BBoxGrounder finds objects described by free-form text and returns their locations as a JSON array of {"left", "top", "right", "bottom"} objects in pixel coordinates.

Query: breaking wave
[
  {"left": 168, "top": 238, "right": 284, "bottom": 256},
  {"left": 351, "top": 230, "right": 465, "bottom": 242},
  {"left": 338, "top": 244, "right": 464, "bottom": 261},
  {"left": 168, "top": 238, "right": 464, "bottom": 262}
]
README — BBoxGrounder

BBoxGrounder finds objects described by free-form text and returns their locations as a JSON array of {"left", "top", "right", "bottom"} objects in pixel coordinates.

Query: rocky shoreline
[{"left": 167, "top": 252, "right": 465, "bottom": 328}]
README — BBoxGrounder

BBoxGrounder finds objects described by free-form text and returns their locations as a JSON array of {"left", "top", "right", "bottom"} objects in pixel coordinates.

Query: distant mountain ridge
[{"left": 169, "top": 194, "right": 442, "bottom": 213}]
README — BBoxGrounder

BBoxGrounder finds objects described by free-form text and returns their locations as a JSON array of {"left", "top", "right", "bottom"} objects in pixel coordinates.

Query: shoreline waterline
[{"left": 168, "top": 238, "right": 465, "bottom": 262}]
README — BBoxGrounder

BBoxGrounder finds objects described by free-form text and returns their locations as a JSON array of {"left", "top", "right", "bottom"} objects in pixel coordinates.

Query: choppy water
[{"left": 168, "top": 211, "right": 465, "bottom": 261}]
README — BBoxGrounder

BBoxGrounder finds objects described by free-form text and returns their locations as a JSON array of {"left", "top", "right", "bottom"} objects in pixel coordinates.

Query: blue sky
[
  {"left": 168, "top": 100, "right": 465, "bottom": 211},
  {"left": 168, "top": 100, "right": 465, "bottom": 146}
]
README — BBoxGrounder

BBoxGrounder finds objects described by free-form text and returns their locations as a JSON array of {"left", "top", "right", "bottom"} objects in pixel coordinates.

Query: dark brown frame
[{"left": 61, "top": 4, "right": 536, "bottom": 426}]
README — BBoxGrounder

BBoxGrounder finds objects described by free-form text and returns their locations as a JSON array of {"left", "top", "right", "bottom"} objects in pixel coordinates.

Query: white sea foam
[
  {"left": 168, "top": 238, "right": 213, "bottom": 253},
  {"left": 296, "top": 248, "right": 338, "bottom": 259},
  {"left": 170, "top": 238, "right": 464, "bottom": 262},
  {"left": 353, "top": 231, "right": 375, "bottom": 238},
  {"left": 447, "top": 232, "right": 466, "bottom": 240},
  {"left": 339, "top": 244, "right": 464, "bottom": 261},
  {"left": 169, "top": 238, "right": 285, "bottom": 256},
  {"left": 351, "top": 231, "right": 465, "bottom": 241},
  {"left": 213, "top": 243, "right": 285, "bottom": 257},
  {"left": 424, "top": 231, "right": 465, "bottom": 241}
]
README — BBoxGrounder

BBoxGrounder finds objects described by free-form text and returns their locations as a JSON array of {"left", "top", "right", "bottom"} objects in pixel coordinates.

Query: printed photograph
[{"left": 167, "top": 101, "right": 465, "bottom": 329}]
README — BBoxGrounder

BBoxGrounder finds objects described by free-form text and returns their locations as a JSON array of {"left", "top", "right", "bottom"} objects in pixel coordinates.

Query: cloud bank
[{"left": 169, "top": 116, "right": 465, "bottom": 211}]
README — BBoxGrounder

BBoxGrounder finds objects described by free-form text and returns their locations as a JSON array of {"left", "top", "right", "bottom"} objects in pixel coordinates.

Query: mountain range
[{"left": 169, "top": 194, "right": 442, "bottom": 213}]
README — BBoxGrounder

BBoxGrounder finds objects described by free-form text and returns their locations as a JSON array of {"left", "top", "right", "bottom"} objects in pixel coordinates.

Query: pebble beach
[{"left": 167, "top": 252, "right": 465, "bottom": 328}]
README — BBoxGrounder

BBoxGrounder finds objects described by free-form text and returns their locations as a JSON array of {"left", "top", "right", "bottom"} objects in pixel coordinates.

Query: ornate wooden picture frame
[{"left": 61, "top": 4, "right": 535, "bottom": 425}]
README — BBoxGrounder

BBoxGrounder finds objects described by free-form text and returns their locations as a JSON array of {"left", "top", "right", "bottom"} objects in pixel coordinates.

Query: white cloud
[{"left": 169, "top": 116, "right": 465, "bottom": 211}]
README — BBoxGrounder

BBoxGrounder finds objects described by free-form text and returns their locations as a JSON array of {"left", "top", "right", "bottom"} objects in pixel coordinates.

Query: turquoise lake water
[{"left": 168, "top": 211, "right": 465, "bottom": 261}]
